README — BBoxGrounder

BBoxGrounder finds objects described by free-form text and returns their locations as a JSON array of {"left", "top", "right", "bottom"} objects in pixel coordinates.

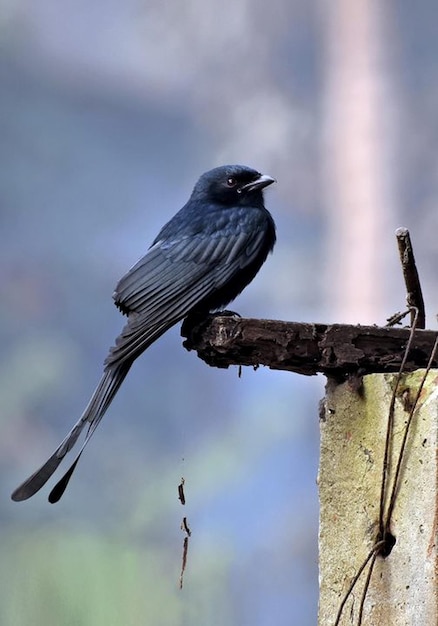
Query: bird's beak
[{"left": 238, "top": 173, "right": 276, "bottom": 194}]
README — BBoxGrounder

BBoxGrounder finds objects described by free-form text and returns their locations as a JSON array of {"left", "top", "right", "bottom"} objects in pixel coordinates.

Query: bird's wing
[
  {"left": 114, "top": 227, "right": 262, "bottom": 314},
  {"left": 107, "top": 226, "right": 268, "bottom": 366},
  {"left": 11, "top": 218, "right": 268, "bottom": 503}
]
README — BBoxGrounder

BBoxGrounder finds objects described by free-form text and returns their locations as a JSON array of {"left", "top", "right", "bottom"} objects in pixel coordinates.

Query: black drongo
[{"left": 12, "top": 164, "right": 276, "bottom": 503}]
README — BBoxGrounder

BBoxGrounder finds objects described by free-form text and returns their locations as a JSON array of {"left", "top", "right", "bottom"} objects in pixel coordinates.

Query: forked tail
[{"left": 11, "top": 362, "right": 132, "bottom": 502}]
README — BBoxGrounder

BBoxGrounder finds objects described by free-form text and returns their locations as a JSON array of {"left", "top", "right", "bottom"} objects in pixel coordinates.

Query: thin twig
[
  {"left": 357, "top": 552, "right": 377, "bottom": 625},
  {"left": 395, "top": 228, "right": 426, "bottom": 328},
  {"left": 178, "top": 477, "right": 186, "bottom": 505},
  {"left": 385, "top": 331, "right": 438, "bottom": 525},
  {"left": 179, "top": 536, "right": 189, "bottom": 589},
  {"left": 378, "top": 308, "right": 419, "bottom": 539},
  {"left": 385, "top": 309, "right": 411, "bottom": 327},
  {"left": 334, "top": 541, "right": 386, "bottom": 626}
]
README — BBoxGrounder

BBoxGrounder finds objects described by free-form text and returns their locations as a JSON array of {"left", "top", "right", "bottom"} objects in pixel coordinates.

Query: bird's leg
[
  {"left": 180, "top": 310, "right": 212, "bottom": 340},
  {"left": 181, "top": 310, "right": 241, "bottom": 351}
]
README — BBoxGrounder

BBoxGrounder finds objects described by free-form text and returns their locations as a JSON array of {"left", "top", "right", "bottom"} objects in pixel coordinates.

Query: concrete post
[{"left": 319, "top": 371, "right": 438, "bottom": 625}]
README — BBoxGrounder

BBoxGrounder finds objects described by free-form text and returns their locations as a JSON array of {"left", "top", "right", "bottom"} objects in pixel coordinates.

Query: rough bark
[{"left": 182, "top": 315, "right": 438, "bottom": 378}]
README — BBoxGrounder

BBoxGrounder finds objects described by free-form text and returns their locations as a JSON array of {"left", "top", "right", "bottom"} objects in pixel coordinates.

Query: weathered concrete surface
[{"left": 319, "top": 371, "right": 438, "bottom": 626}]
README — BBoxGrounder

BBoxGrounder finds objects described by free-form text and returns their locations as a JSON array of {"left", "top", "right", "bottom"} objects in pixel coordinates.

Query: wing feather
[{"left": 106, "top": 222, "right": 268, "bottom": 367}]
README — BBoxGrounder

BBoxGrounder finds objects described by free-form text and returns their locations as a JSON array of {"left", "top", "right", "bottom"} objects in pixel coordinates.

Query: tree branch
[{"left": 182, "top": 315, "right": 438, "bottom": 378}]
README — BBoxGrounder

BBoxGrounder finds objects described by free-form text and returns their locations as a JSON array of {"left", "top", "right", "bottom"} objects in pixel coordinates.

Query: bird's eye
[{"left": 226, "top": 177, "right": 237, "bottom": 187}]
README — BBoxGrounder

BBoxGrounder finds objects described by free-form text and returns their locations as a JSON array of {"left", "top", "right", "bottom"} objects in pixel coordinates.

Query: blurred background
[{"left": 1, "top": 1, "right": 438, "bottom": 624}]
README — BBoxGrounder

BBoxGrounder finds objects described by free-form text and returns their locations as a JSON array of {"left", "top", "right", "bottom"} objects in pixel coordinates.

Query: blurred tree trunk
[{"left": 321, "top": 0, "right": 397, "bottom": 323}]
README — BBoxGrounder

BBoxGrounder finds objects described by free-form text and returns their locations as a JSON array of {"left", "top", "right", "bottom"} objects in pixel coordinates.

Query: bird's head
[{"left": 191, "top": 165, "right": 276, "bottom": 206}]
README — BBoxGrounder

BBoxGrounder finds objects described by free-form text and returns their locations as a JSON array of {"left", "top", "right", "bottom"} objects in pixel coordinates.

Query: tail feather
[{"left": 11, "top": 363, "right": 131, "bottom": 502}]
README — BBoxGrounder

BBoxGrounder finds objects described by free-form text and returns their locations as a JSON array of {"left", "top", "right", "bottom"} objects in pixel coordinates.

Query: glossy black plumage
[{"left": 11, "top": 165, "right": 276, "bottom": 503}]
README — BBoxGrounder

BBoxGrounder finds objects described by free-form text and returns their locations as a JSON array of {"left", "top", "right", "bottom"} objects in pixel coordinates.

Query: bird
[{"left": 11, "top": 164, "right": 276, "bottom": 503}]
